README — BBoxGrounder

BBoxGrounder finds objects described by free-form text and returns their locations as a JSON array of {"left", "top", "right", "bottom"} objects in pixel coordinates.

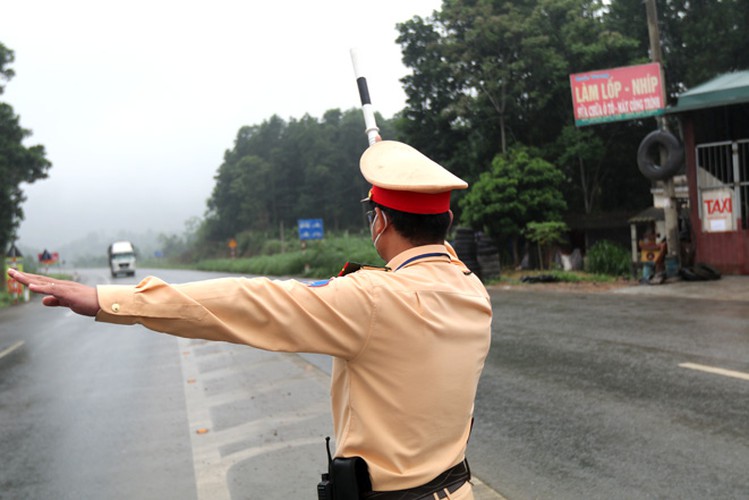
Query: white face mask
[{"left": 370, "top": 211, "right": 387, "bottom": 249}]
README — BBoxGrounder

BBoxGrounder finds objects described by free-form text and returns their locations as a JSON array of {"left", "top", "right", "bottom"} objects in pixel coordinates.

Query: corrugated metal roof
[
  {"left": 629, "top": 206, "right": 664, "bottom": 223},
  {"left": 667, "top": 71, "right": 749, "bottom": 113}
]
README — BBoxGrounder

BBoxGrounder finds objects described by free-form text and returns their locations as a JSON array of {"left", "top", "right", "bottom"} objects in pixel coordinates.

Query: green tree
[
  {"left": 396, "top": 15, "right": 472, "bottom": 171},
  {"left": 397, "top": 0, "right": 640, "bottom": 155},
  {"left": 435, "top": 0, "right": 568, "bottom": 154},
  {"left": 460, "top": 147, "right": 566, "bottom": 266},
  {"left": 524, "top": 220, "right": 568, "bottom": 270},
  {"left": 605, "top": 0, "right": 749, "bottom": 99},
  {"left": 201, "top": 108, "right": 394, "bottom": 251},
  {"left": 552, "top": 125, "right": 606, "bottom": 214},
  {"left": 396, "top": 0, "right": 647, "bottom": 218},
  {"left": 0, "top": 43, "right": 15, "bottom": 91},
  {"left": 0, "top": 42, "right": 51, "bottom": 277},
  {"left": 460, "top": 152, "right": 524, "bottom": 243}
]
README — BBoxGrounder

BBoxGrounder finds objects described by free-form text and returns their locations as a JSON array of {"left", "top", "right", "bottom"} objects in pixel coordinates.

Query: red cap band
[{"left": 369, "top": 185, "right": 451, "bottom": 214}]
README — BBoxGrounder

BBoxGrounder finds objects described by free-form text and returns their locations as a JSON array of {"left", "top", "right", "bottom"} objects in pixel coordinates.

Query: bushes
[
  {"left": 0, "top": 290, "right": 11, "bottom": 308},
  {"left": 194, "top": 233, "right": 632, "bottom": 279},
  {"left": 585, "top": 240, "right": 630, "bottom": 276},
  {"left": 196, "top": 234, "right": 383, "bottom": 279}
]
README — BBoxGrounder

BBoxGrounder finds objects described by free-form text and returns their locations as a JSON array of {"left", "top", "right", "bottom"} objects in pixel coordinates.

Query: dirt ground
[
  {"left": 490, "top": 273, "right": 749, "bottom": 303},
  {"left": 491, "top": 281, "right": 634, "bottom": 293},
  {"left": 487, "top": 274, "right": 636, "bottom": 294}
]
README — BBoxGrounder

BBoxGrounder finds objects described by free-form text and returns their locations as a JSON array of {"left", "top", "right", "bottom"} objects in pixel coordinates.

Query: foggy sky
[{"left": 1, "top": 0, "right": 441, "bottom": 251}]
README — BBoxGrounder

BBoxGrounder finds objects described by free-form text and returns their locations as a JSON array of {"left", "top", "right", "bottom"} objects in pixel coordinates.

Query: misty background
[{"left": 2, "top": 0, "right": 441, "bottom": 263}]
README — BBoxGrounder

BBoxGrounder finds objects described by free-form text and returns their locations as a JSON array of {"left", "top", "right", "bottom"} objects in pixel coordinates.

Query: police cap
[{"left": 360, "top": 141, "right": 468, "bottom": 214}]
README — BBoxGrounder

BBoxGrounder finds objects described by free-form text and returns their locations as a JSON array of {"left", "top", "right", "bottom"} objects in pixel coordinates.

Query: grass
[
  {"left": 0, "top": 236, "right": 624, "bottom": 311},
  {"left": 178, "top": 234, "right": 627, "bottom": 287},
  {"left": 195, "top": 235, "right": 383, "bottom": 279},
  {"left": 0, "top": 290, "right": 12, "bottom": 307},
  {"left": 192, "top": 234, "right": 622, "bottom": 287}
]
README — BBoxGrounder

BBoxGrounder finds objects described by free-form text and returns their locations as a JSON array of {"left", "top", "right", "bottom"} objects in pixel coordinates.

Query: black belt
[{"left": 362, "top": 460, "right": 471, "bottom": 500}]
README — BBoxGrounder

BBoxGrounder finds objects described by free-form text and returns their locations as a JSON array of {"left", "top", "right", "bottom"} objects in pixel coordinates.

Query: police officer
[{"left": 10, "top": 140, "right": 492, "bottom": 499}]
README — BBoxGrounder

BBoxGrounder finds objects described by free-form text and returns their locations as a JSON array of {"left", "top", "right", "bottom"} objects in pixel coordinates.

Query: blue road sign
[{"left": 298, "top": 219, "right": 324, "bottom": 240}]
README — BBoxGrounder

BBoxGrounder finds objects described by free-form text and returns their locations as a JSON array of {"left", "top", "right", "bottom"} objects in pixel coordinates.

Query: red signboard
[
  {"left": 570, "top": 63, "right": 665, "bottom": 126},
  {"left": 38, "top": 250, "right": 59, "bottom": 265}
]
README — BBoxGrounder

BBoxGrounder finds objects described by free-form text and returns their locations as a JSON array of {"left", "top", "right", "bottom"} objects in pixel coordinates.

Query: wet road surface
[
  {"left": 472, "top": 285, "right": 748, "bottom": 499},
  {"left": 1, "top": 269, "right": 747, "bottom": 499}
]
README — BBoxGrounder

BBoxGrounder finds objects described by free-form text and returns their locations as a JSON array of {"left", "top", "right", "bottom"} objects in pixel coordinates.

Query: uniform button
[{"left": 112, "top": 303, "right": 121, "bottom": 313}]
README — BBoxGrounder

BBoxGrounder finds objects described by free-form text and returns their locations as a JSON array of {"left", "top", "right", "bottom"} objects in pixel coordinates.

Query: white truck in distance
[{"left": 108, "top": 241, "right": 136, "bottom": 278}]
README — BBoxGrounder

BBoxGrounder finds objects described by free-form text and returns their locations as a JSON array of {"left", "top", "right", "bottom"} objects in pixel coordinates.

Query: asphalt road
[
  {"left": 472, "top": 285, "right": 748, "bottom": 500},
  {"left": 0, "top": 268, "right": 198, "bottom": 500},
  {"left": 1, "top": 268, "right": 747, "bottom": 499}
]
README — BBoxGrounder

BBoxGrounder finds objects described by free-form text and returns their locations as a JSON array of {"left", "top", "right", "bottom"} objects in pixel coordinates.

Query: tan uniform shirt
[{"left": 96, "top": 244, "right": 492, "bottom": 491}]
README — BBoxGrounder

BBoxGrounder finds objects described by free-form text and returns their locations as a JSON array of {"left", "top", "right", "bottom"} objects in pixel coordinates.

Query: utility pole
[{"left": 645, "top": 0, "right": 681, "bottom": 269}]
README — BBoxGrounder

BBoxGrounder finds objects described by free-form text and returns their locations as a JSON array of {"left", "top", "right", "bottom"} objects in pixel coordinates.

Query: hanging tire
[{"left": 636, "top": 130, "right": 684, "bottom": 180}]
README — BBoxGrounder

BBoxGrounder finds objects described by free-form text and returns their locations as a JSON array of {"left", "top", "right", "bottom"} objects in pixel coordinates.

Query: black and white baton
[{"left": 350, "top": 48, "right": 380, "bottom": 146}]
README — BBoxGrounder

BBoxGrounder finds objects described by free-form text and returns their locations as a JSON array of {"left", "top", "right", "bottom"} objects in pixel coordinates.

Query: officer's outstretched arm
[{"left": 8, "top": 268, "right": 100, "bottom": 317}]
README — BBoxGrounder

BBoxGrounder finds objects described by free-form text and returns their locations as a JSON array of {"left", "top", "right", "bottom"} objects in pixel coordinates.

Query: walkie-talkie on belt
[
  {"left": 316, "top": 436, "right": 372, "bottom": 500},
  {"left": 317, "top": 437, "right": 334, "bottom": 500}
]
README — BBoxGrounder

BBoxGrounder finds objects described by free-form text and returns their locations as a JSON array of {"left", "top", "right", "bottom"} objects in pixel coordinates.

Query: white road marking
[
  {"left": 177, "top": 339, "right": 507, "bottom": 499},
  {"left": 178, "top": 339, "right": 331, "bottom": 500},
  {"left": 679, "top": 362, "right": 749, "bottom": 381},
  {"left": 179, "top": 338, "right": 231, "bottom": 500},
  {"left": 0, "top": 340, "right": 24, "bottom": 360}
]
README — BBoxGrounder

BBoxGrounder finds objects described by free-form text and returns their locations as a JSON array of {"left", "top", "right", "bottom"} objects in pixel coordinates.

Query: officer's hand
[{"left": 8, "top": 269, "right": 101, "bottom": 317}]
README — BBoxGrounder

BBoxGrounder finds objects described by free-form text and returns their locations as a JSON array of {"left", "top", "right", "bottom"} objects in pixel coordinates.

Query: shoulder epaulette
[{"left": 337, "top": 261, "right": 391, "bottom": 276}]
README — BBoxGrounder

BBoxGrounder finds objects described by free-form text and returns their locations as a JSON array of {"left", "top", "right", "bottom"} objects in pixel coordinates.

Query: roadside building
[{"left": 667, "top": 71, "right": 749, "bottom": 275}]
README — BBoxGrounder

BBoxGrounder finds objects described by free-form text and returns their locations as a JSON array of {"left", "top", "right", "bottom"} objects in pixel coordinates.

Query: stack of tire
[
  {"left": 476, "top": 234, "right": 501, "bottom": 282},
  {"left": 679, "top": 263, "right": 721, "bottom": 281},
  {"left": 452, "top": 228, "right": 481, "bottom": 278}
]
